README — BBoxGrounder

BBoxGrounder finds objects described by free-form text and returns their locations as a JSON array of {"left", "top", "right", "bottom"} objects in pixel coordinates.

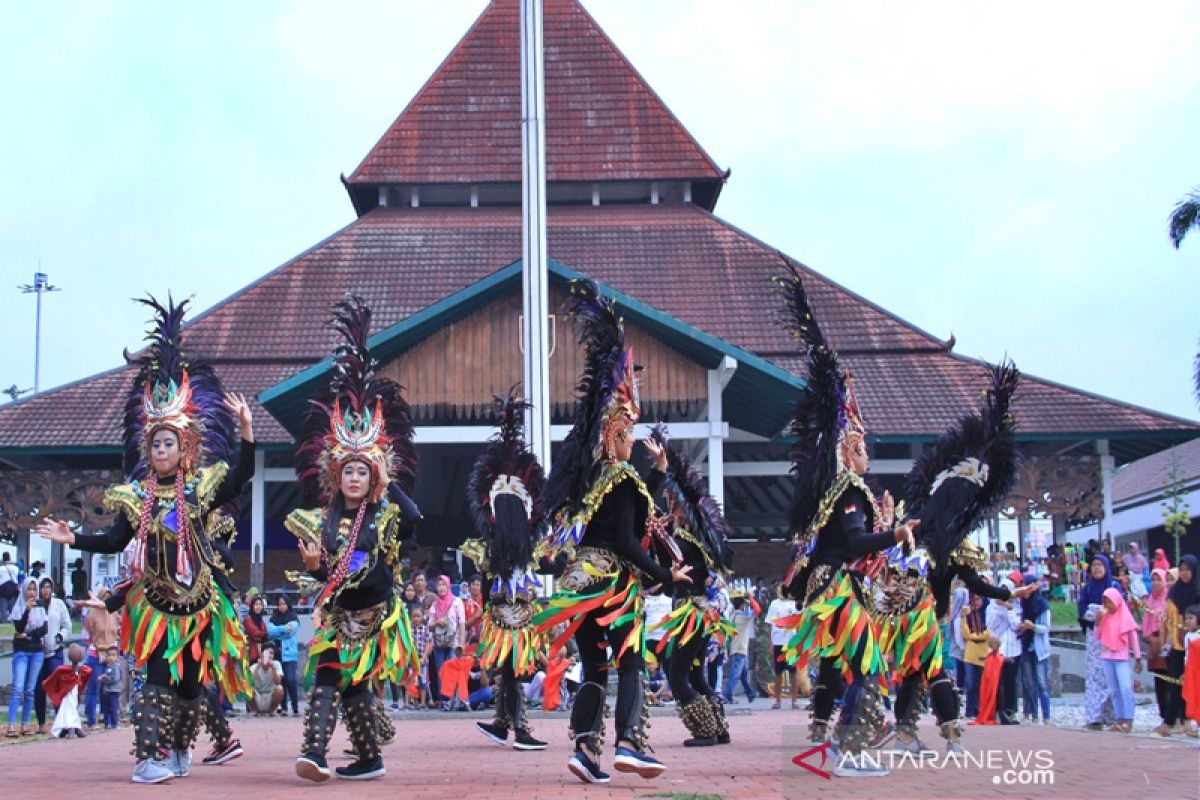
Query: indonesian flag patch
[{"left": 843, "top": 504, "right": 857, "bottom": 514}]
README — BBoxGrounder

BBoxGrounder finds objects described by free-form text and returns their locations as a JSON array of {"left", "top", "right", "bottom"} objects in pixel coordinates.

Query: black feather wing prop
[
  {"left": 774, "top": 263, "right": 845, "bottom": 537},
  {"left": 650, "top": 425, "right": 734, "bottom": 573},
  {"left": 467, "top": 391, "right": 546, "bottom": 580},
  {"left": 544, "top": 279, "right": 626, "bottom": 519},
  {"left": 903, "top": 360, "right": 1020, "bottom": 575}
]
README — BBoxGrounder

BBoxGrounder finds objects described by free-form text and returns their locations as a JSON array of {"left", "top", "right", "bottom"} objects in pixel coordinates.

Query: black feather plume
[
  {"left": 650, "top": 425, "right": 734, "bottom": 573},
  {"left": 773, "top": 262, "right": 845, "bottom": 536},
  {"left": 122, "top": 294, "right": 235, "bottom": 479},
  {"left": 903, "top": 359, "right": 1020, "bottom": 575},
  {"left": 544, "top": 279, "right": 627, "bottom": 520},
  {"left": 467, "top": 390, "right": 546, "bottom": 580},
  {"left": 295, "top": 295, "right": 416, "bottom": 506}
]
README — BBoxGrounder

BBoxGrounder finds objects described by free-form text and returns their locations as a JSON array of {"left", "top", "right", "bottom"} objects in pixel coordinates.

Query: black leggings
[
  {"left": 666, "top": 631, "right": 712, "bottom": 706},
  {"left": 895, "top": 669, "right": 958, "bottom": 726},
  {"left": 998, "top": 657, "right": 1019, "bottom": 718},
  {"left": 1162, "top": 649, "right": 1186, "bottom": 726},
  {"left": 572, "top": 592, "right": 643, "bottom": 746},
  {"left": 811, "top": 658, "right": 847, "bottom": 723},
  {"left": 315, "top": 647, "right": 370, "bottom": 700},
  {"left": 145, "top": 626, "right": 206, "bottom": 701}
]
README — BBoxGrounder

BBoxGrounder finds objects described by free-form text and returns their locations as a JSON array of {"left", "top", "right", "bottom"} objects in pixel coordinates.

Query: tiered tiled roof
[
  {"left": 0, "top": 0, "right": 1194, "bottom": 460},
  {"left": 1, "top": 205, "right": 1192, "bottom": 451},
  {"left": 347, "top": 0, "right": 724, "bottom": 187}
]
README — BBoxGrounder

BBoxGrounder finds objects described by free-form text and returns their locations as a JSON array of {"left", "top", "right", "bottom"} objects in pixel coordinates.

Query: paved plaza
[{"left": 2, "top": 703, "right": 1196, "bottom": 799}]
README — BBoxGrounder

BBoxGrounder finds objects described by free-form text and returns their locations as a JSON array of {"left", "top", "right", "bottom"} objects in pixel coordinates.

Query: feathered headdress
[
  {"left": 295, "top": 295, "right": 416, "bottom": 506},
  {"left": 467, "top": 390, "right": 546, "bottom": 596},
  {"left": 774, "top": 262, "right": 863, "bottom": 537},
  {"left": 902, "top": 360, "right": 1020, "bottom": 576},
  {"left": 122, "top": 295, "right": 235, "bottom": 480},
  {"left": 650, "top": 425, "right": 734, "bottom": 574},
  {"left": 544, "top": 279, "right": 639, "bottom": 518}
]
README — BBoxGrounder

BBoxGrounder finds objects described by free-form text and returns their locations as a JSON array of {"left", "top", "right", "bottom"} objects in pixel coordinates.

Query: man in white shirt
[{"left": 765, "top": 584, "right": 808, "bottom": 709}]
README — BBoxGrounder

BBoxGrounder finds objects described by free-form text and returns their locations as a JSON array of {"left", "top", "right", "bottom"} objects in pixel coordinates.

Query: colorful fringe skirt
[
  {"left": 307, "top": 598, "right": 419, "bottom": 691},
  {"left": 121, "top": 580, "right": 249, "bottom": 700},
  {"left": 477, "top": 600, "right": 543, "bottom": 677},
  {"left": 777, "top": 569, "right": 885, "bottom": 680},
  {"left": 533, "top": 554, "right": 644, "bottom": 662},
  {"left": 878, "top": 589, "right": 943, "bottom": 680},
  {"left": 649, "top": 597, "right": 737, "bottom": 659}
]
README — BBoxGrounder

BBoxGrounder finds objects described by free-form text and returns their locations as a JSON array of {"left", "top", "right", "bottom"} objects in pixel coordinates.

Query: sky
[{"left": 1, "top": 0, "right": 1199, "bottom": 422}]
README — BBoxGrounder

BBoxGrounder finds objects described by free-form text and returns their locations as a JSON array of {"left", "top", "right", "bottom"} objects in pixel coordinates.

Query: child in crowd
[
  {"left": 1096, "top": 587, "right": 1141, "bottom": 733},
  {"left": 98, "top": 647, "right": 126, "bottom": 729},
  {"left": 409, "top": 607, "right": 432, "bottom": 709},
  {"left": 973, "top": 635, "right": 1004, "bottom": 725},
  {"left": 1182, "top": 605, "right": 1200, "bottom": 739},
  {"left": 41, "top": 642, "right": 92, "bottom": 738}
]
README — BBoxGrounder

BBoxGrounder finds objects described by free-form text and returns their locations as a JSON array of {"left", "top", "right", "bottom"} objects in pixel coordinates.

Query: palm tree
[{"left": 1169, "top": 188, "right": 1200, "bottom": 249}]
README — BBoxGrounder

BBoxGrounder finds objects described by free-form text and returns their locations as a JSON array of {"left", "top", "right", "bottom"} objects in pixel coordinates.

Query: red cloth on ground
[
  {"left": 972, "top": 651, "right": 1003, "bottom": 725},
  {"left": 1183, "top": 638, "right": 1200, "bottom": 725},
  {"left": 543, "top": 657, "right": 571, "bottom": 711},
  {"left": 439, "top": 655, "right": 473, "bottom": 701},
  {"left": 41, "top": 664, "right": 92, "bottom": 707}
]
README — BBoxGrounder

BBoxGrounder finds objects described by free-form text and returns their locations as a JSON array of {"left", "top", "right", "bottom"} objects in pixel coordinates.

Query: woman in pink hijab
[
  {"left": 428, "top": 576, "right": 466, "bottom": 709},
  {"left": 1153, "top": 548, "right": 1171, "bottom": 573},
  {"left": 1096, "top": 587, "right": 1141, "bottom": 733},
  {"left": 1143, "top": 569, "right": 1170, "bottom": 725}
]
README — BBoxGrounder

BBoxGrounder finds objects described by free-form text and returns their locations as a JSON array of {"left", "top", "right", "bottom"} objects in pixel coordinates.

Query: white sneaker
[
  {"left": 890, "top": 735, "right": 935, "bottom": 755},
  {"left": 132, "top": 759, "right": 174, "bottom": 784},
  {"left": 167, "top": 749, "right": 191, "bottom": 777},
  {"left": 833, "top": 754, "right": 891, "bottom": 778}
]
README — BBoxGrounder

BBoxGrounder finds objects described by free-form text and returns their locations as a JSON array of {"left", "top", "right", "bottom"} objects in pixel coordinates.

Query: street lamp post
[{"left": 18, "top": 271, "right": 61, "bottom": 394}]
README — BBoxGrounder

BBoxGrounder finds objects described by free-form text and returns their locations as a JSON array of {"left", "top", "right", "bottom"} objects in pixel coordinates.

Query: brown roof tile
[
  {"left": 347, "top": 0, "right": 724, "bottom": 185},
  {"left": 2, "top": 204, "right": 1193, "bottom": 450}
]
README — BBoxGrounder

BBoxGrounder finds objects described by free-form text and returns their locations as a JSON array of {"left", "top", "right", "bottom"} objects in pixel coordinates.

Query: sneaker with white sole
[
  {"left": 296, "top": 752, "right": 331, "bottom": 782},
  {"left": 132, "top": 759, "right": 174, "bottom": 785},
  {"left": 567, "top": 750, "right": 610, "bottom": 784},
  {"left": 513, "top": 729, "right": 548, "bottom": 751},
  {"left": 165, "top": 749, "right": 191, "bottom": 778},
  {"left": 890, "top": 735, "right": 935, "bottom": 755},
  {"left": 475, "top": 721, "right": 509, "bottom": 746},
  {"left": 335, "top": 756, "right": 386, "bottom": 780},
  {"left": 202, "top": 739, "right": 243, "bottom": 765},
  {"left": 613, "top": 745, "right": 666, "bottom": 778},
  {"left": 833, "top": 754, "right": 891, "bottom": 778}
]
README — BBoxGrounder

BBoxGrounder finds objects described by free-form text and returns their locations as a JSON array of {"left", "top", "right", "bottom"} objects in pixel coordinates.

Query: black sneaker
[
  {"left": 613, "top": 745, "right": 666, "bottom": 778},
  {"left": 475, "top": 721, "right": 509, "bottom": 747},
  {"left": 717, "top": 731, "right": 731, "bottom": 745},
  {"left": 296, "top": 752, "right": 331, "bottom": 782},
  {"left": 202, "top": 739, "right": 243, "bottom": 765},
  {"left": 683, "top": 734, "right": 718, "bottom": 747},
  {"left": 567, "top": 750, "right": 610, "bottom": 784},
  {"left": 335, "top": 756, "right": 386, "bottom": 781},
  {"left": 513, "top": 729, "right": 548, "bottom": 751}
]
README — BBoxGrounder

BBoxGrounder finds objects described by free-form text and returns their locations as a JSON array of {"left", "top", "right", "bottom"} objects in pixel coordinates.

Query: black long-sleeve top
[
  {"left": 72, "top": 440, "right": 256, "bottom": 557},
  {"left": 579, "top": 472, "right": 672, "bottom": 587},
  {"left": 12, "top": 606, "right": 48, "bottom": 653},
  {"left": 671, "top": 536, "right": 708, "bottom": 599},
  {"left": 809, "top": 485, "right": 895, "bottom": 570},
  {"left": 307, "top": 483, "right": 421, "bottom": 612},
  {"left": 930, "top": 565, "right": 1012, "bottom": 619}
]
